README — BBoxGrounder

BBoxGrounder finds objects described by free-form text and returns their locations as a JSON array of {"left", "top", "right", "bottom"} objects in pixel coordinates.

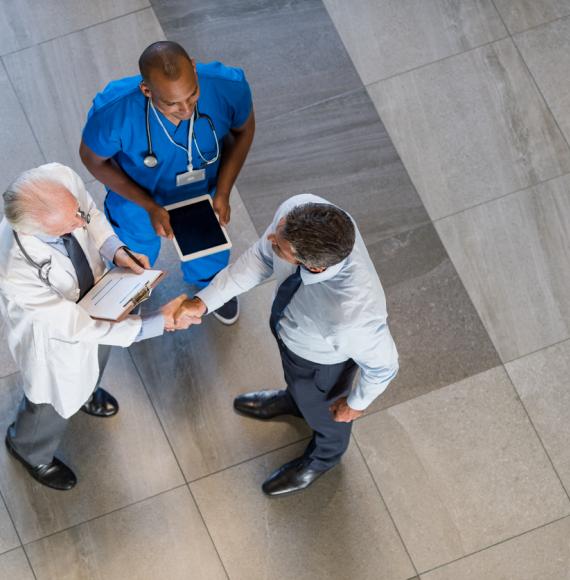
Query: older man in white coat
[{"left": 0, "top": 163, "right": 195, "bottom": 490}]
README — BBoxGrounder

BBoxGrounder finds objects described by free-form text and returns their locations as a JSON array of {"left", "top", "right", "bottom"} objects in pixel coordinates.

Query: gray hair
[
  {"left": 3, "top": 167, "right": 69, "bottom": 234},
  {"left": 282, "top": 202, "right": 355, "bottom": 269}
]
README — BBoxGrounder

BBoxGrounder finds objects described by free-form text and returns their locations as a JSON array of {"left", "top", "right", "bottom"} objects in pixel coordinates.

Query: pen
[{"left": 123, "top": 247, "right": 146, "bottom": 270}]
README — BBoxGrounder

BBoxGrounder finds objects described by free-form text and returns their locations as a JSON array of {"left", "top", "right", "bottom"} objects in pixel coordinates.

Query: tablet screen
[{"left": 168, "top": 199, "right": 228, "bottom": 255}]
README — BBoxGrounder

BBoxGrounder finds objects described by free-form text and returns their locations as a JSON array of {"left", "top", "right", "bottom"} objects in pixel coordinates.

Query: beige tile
[
  {"left": 3, "top": 9, "right": 164, "bottom": 183},
  {"left": 515, "top": 16, "right": 570, "bottom": 143},
  {"left": 421, "top": 516, "right": 570, "bottom": 579},
  {"left": 494, "top": 0, "right": 570, "bottom": 33},
  {"left": 323, "top": 0, "right": 506, "bottom": 83},
  {"left": 130, "top": 278, "right": 311, "bottom": 481},
  {"left": 191, "top": 441, "right": 416, "bottom": 580},
  {"left": 0, "top": 549, "right": 34, "bottom": 580},
  {"left": 25, "top": 486, "right": 226, "bottom": 580},
  {"left": 0, "top": 496, "right": 18, "bottom": 555},
  {"left": 0, "top": 0, "right": 150, "bottom": 55},
  {"left": 368, "top": 38, "right": 570, "bottom": 220},
  {"left": 354, "top": 367, "right": 570, "bottom": 572},
  {"left": 435, "top": 175, "right": 570, "bottom": 361},
  {"left": 507, "top": 339, "right": 570, "bottom": 492},
  {"left": 0, "top": 349, "right": 184, "bottom": 544}
]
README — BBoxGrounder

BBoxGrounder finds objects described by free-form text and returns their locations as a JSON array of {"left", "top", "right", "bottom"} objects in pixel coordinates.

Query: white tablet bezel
[{"left": 164, "top": 195, "right": 232, "bottom": 262}]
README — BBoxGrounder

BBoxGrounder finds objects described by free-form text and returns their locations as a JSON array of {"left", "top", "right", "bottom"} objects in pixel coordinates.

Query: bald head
[
  {"left": 139, "top": 41, "right": 192, "bottom": 85},
  {"left": 3, "top": 167, "right": 82, "bottom": 236}
]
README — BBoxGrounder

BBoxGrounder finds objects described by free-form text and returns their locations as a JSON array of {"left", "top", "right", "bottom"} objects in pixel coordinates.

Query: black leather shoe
[
  {"left": 233, "top": 390, "right": 302, "bottom": 420},
  {"left": 262, "top": 456, "right": 330, "bottom": 496},
  {"left": 81, "top": 387, "right": 119, "bottom": 417},
  {"left": 5, "top": 434, "right": 77, "bottom": 491}
]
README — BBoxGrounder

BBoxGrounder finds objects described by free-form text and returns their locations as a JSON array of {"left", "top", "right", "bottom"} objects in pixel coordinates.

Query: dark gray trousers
[
  {"left": 8, "top": 345, "right": 112, "bottom": 465},
  {"left": 278, "top": 340, "right": 358, "bottom": 472}
]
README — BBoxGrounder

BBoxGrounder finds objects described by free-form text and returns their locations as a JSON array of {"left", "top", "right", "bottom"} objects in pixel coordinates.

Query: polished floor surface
[{"left": 1, "top": 0, "right": 570, "bottom": 578}]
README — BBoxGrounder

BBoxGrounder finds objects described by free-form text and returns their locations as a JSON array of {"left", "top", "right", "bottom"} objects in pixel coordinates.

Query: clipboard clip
[{"left": 129, "top": 282, "right": 153, "bottom": 308}]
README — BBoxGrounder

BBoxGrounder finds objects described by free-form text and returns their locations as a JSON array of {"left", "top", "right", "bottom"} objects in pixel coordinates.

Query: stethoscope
[{"left": 143, "top": 98, "right": 220, "bottom": 170}]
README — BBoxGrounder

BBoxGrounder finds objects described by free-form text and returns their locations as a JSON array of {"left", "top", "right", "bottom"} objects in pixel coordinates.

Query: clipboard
[{"left": 78, "top": 267, "right": 167, "bottom": 322}]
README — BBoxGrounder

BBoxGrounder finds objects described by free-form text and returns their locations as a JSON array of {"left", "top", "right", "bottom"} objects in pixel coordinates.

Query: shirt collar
[
  {"left": 35, "top": 233, "right": 61, "bottom": 244},
  {"left": 300, "top": 258, "right": 347, "bottom": 285}
]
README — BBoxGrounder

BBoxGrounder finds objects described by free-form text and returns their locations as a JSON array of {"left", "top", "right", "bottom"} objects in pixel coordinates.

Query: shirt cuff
[
  {"left": 134, "top": 312, "right": 165, "bottom": 342},
  {"left": 196, "top": 286, "right": 225, "bottom": 314},
  {"left": 99, "top": 235, "right": 124, "bottom": 263}
]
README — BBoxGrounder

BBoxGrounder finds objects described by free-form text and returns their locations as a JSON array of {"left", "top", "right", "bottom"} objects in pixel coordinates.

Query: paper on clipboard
[{"left": 78, "top": 268, "right": 165, "bottom": 321}]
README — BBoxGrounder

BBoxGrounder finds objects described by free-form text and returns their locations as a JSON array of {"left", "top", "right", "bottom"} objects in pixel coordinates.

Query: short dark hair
[
  {"left": 282, "top": 203, "right": 355, "bottom": 269},
  {"left": 138, "top": 41, "right": 191, "bottom": 83}
]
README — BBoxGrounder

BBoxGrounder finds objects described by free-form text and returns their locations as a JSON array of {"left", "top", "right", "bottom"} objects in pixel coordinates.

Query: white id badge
[{"left": 176, "top": 168, "right": 206, "bottom": 187}]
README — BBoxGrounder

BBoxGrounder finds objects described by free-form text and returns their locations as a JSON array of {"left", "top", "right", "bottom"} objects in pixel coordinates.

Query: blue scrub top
[{"left": 82, "top": 62, "right": 252, "bottom": 206}]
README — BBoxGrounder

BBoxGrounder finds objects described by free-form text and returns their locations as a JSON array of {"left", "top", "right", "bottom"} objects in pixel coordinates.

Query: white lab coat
[{"left": 0, "top": 163, "right": 142, "bottom": 418}]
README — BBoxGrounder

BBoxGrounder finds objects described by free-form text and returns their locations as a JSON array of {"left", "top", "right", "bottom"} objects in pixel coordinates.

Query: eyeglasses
[{"left": 75, "top": 207, "right": 91, "bottom": 225}]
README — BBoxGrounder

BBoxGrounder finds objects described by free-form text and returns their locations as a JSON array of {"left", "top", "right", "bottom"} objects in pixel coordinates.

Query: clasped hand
[{"left": 160, "top": 294, "right": 205, "bottom": 331}]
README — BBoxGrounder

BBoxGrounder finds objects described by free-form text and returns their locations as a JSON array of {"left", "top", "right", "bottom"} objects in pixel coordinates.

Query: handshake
[{"left": 159, "top": 294, "right": 208, "bottom": 331}]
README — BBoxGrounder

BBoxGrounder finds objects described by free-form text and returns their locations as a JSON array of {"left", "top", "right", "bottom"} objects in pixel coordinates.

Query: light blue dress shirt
[
  {"left": 35, "top": 233, "right": 164, "bottom": 341},
  {"left": 197, "top": 194, "right": 399, "bottom": 410}
]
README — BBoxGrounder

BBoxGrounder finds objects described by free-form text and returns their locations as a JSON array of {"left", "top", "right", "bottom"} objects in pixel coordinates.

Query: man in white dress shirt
[
  {"left": 176, "top": 194, "right": 399, "bottom": 496},
  {"left": 0, "top": 163, "right": 194, "bottom": 490}
]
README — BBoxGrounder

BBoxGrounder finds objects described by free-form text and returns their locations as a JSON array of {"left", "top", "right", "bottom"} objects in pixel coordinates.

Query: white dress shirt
[{"left": 197, "top": 194, "right": 399, "bottom": 410}]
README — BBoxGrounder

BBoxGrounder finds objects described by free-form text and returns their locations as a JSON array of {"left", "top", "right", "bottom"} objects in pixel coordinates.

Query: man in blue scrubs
[{"left": 80, "top": 41, "right": 255, "bottom": 324}]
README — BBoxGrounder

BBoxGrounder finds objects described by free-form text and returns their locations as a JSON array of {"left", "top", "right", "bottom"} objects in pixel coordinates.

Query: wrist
[{"left": 192, "top": 297, "right": 208, "bottom": 316}]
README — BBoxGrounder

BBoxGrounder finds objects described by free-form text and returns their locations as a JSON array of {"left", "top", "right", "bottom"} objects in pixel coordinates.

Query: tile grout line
[
  {"left": 417, "top": 512, "right": 570, "bottom": 576},
  {"left": 0, "top": 58, "right": 46, "bottom": 165},
  {"left": 499, "top": 10, "right": 570, "bottom": 37},
  {"left": 352, "top": 435, "right": 420, "bottom": 577},
  {"left": 501, "top": 335, "right": 570, "bottom": 366},
  {"left": 0, "top": 6, "right": 154, "bottom": 59}
]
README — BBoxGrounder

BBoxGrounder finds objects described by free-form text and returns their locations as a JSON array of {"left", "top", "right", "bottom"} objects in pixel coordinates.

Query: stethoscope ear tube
[{"left": 13, "top": 231, "right": 54, "bottom": 289}]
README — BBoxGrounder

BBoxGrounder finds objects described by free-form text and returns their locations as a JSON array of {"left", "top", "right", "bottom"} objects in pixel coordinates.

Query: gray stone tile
[
  {"left": 151, "top": 0, "right": 362, "bottom": 123},
  {"left": 421, "top": 516, "right": 570, "bottom": 579},
  {"left": 130, "top": 274, "right": 311, "bottom": 482},
  {"left": 0, "top": 316, "right": 18, "bottom": 379},
  {"left": 354, "top": 367, "right": 570, "bottom": 572},
  {"left": 25, "top": 486, "right": 226, "bottom": 580},
  {"left": 507, "top": 339, "right": 570, "bottom": 492},
  {"left": 494, "top": 0, "right": 570, "bottom": 33},
  {"left": 323, "top": 0, "right": 506, "bottom": 83},
  {"left": 0, "top": 549, "right": 34, "bottom": 580},
  {"left": 0, "top": 350, "right": 184, "bottom": 544},
  {"left": 237, "top": 88, "right": 428, "bottom": 241},
  {"left": 368, "top": 38, "right": 570, "bottom": 220},
  {"left": 515, "top": 16, "right": 570, "bottom": 144},
  {"left": 3, "top": 9, "right": 164, "bottom": 183},
  {"left": 0, "top": 0, "right": 150, "bottom": 56},
  {"left": 0, "top": 495, "right": 18, "bottom": 555},
  {"left": 191, "top": 441, "right": 416, "bottom": 580},
  {"left": 435, "top": 175, "right": 570, "bottom": 362},
  {"left": 366, "top": 223, "right": 500, "bottom": 412},
  {"left": 0, "top": 64, "right": 44, "bottom": 207}
]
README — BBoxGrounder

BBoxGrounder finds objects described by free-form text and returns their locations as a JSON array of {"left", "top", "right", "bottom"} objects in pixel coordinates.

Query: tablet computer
[{"left": 164, "top": 195, "right": 232, "bottom": 262}]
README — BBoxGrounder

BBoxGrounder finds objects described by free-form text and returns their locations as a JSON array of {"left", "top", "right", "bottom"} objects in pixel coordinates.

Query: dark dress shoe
[
  {"left": 5, "top": 435, "right": 77, "bottom": 491},
  {"left": 234, "top": 390, "right": 302, "bottom": 420},
  {"left": 262, "top": 456, "right": 329, "bottom": 497},
  {"left": 81, "top": 387, "right": 119, "bottom": 417}
]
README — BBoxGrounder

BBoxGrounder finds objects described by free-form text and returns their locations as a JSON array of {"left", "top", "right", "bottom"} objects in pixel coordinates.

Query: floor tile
[
  {"left": 421, "top": 516, "right": 570, "bottom": 579},
  {"left": 435, "top": 175, "right": 570, "bottom": 361},
  {"left": 151, "top": 0, "right": 362, "bottom": 123},
  {"left": 493, "top": 0, "right": 570, "bottom": 33},
  {"left": 0, "top": 316, "right": 18, "bottom": 379},
  {"left": 354, "top": 367, "right": 570, "bottom": 572},
  {"left": 0, "top": 495, "right": 19, "bottom": 554},
  {"left": 0, "top": 549, "right": 34, "bottom": 580},
  {"left": 191, "top": 441, "right": 416, "bottom": 580},
  {"left": 237, "top": 88, "right": 428, "bottom": 240},
  {"left": 323, "top": 0, "right": 506, "bottom": 83},
  {"left": 25, "top": 486, "right": 226, "bottom": 580},
  {"left": 3, "top": 8, "right": 164, "bottom": 183},
  {"left": 515, "top": 15, "right": 570, "bottom": 143},
  {"left": 366, "top": 222, "right": 500, "bottom": 412},
  {"left": 0, "top": 350, "right": 184, "bottom": 544},
  {"left": 0, "top": 64, "right": 44, "bottom": 208},
  {"left": 130, "top": 271, "right": 311, "bottom": 481},
  {"left": 506, "top": 339, "right": 570, "bottom": 492},
  {"left": 0, "top": 0, "right": 149, "bottom": 55},
  {"left": 368, "top": 38, "right": 570, "bottom": 220}
]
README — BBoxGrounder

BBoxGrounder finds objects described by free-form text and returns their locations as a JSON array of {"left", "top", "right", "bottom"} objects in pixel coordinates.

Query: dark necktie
[
  {"left": 61, "top": 233, "right": 94, "bottom": 301},
  {"left": 270, "top": 266, "right": 302, "bottom": 339}
]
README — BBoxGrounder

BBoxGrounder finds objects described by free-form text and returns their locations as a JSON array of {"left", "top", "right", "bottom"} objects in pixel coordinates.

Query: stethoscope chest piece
[{"left": 143, "top": 153, "right": 158, "bottom": 168}]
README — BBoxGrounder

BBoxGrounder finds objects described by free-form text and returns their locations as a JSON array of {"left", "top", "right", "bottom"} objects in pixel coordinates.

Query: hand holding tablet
[{"left": 164, "top": 195, "right": 232, "bottom": 262}]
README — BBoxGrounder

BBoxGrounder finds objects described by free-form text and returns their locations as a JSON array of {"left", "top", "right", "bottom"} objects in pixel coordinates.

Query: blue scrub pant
[{"left": 104, "top": 191, "right": 230, "bottom": 288}]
